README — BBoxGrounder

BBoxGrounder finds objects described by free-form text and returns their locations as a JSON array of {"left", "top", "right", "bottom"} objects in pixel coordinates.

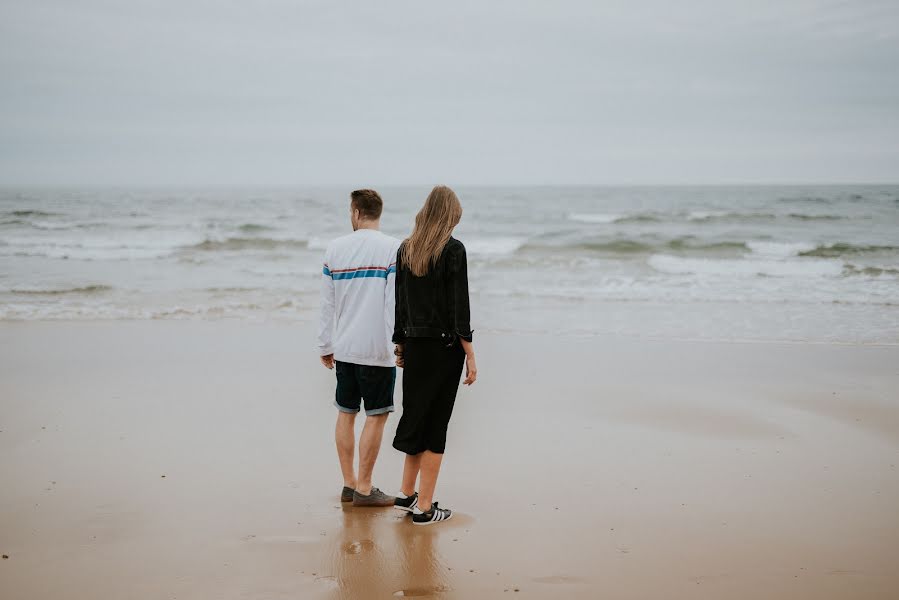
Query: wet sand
[{"left": 1, "top": 321, "right": 898, "bottom": 599}]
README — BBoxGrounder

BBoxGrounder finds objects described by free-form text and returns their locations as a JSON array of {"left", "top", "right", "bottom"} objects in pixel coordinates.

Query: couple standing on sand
[{"left": 317, "top": 185, "right": 477, "bottom": 526}]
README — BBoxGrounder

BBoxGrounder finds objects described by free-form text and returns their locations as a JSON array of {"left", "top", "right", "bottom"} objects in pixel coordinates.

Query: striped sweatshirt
[{"left": 317, "top": 228, "right": 402, "bottom": 367}]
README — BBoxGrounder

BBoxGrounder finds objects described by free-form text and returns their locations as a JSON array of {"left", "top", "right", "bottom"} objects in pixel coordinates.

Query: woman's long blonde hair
[{"left": 401, "top": 185, "right": 463, "bottom": 277}]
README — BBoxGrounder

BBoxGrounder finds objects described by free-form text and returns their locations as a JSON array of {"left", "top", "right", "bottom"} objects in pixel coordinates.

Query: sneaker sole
[
  {"left": 394, "top": 505, "right": 415, "bottom": 513},
  {"left": 412, "top": 512, "right": 453, "bottom": 526}
]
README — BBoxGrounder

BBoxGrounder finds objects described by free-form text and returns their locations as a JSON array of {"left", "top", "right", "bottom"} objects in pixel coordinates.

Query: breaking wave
[
  {"left": 3, "top": 284, "right": 114, "bottom": 295},
  {"left": 648, "top": 254, "right": 844, "bottom": 277},
  {"left": 185, "top": 237, "right": 309, "bottom": 252},
  {"left": 571, "top": 210, "right": 847, "bottom": 224},
  {"left": 527, "top": 238, "right": 748, "bottom": 255},
  {"left": 799, "top": 243, "right": 898, "bottom": 258},
  {"left": 2, "top": 210, "right": 60, "bottom": 217}
]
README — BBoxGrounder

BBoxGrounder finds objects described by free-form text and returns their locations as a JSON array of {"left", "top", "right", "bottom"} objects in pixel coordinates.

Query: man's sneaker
[
  {"left": 352, "top": 487, "right": 395, "bottom": 507},
  {"left": 412, "top": 502, "right": 452, "bottom": 525},
  {"left": 340, "top": 486, "right": 355, "bottom": 503},
  {"left": 394, "top": 491, "right": 418, "bottom": 513}
]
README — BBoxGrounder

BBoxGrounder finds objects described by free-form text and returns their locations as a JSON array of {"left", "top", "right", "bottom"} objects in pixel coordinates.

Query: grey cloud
[{"left": 1, "top": 0, "right": 897, "bottom": 184}]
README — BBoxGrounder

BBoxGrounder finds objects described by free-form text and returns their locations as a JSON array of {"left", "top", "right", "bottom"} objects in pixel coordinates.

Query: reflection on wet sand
[
  {"left": 329, "top": 505, "right": 450, "bottom": 599},
  {"left": 393, "top": 522, "right": 450, "bottom": 597}
]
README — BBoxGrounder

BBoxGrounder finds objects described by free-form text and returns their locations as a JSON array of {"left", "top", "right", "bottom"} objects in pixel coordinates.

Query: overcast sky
[{"left": 1, "top": 0, "right": 897, "bottom": 185}]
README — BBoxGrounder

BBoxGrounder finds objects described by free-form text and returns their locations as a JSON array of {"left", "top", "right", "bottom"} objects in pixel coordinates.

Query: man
[{"left": 317, "top": 189, "right": 401, "bottom": 507}]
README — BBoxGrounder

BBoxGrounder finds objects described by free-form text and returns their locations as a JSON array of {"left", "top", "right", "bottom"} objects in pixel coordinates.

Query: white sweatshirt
[{"left": 317, "top": 229, "right": 402, "bottom": 367}]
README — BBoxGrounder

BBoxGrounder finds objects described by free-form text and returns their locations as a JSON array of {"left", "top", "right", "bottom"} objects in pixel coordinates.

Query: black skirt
[{"left": 392, "top": 338, "right": 465, "bottom": 455}]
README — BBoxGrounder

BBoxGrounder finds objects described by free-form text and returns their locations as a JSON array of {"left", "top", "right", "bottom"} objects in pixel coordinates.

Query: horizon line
[{"left": 1, "top": 181, "right": 898, "bottom": 188}]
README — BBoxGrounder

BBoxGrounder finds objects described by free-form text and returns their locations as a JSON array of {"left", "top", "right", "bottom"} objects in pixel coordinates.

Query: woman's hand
[
  {"left": 460, "top": 339, "right": 477, "bottom": 385},
  {"left": 463, "top": 353, "right": 477, "bottom": 385},
  {"left": 394, "top": 344, "right": 405, "bottom": 368}
]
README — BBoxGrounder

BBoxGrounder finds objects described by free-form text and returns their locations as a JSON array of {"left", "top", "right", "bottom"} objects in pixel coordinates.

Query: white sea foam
[
  {"left": 463, "top": 237, "right": 526, "bottom": 256},
  {"left": 648, "top": 254, "right": 844, "bottom": 277},
  {"left": 746, "top": 241, "right": 817, "bottom": 258},
  {"left": 0, "top": 230, "right": 205, "bottom": 260},
  {"left": 30, "top": 220, "right": 79, "bottom": 230},
  {"left": 568, "top": 213, "right": 622, "bottom": 224},
  {"left": 242, "top": 263, "right": 323, "bottom": 278},
  {"left": 307, "top": 237, "right": 329, "bottom": 250},
  {"left": 0, "top": 244, "right": 179, "bottom": 261},
  {"left": 686, "top": 210, "right": 729, "bottom": 220}
]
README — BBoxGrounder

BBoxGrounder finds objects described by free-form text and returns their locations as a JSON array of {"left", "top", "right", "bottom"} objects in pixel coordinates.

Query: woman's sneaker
[
  {"left": 340, "top": 486, "right": 355, "bottom": 503},
  {"left": 394, "top": 491, "right": 418, "bottom": 513},
  {"left": 412, "top": 502, "right": 452, "bottom": 525}
]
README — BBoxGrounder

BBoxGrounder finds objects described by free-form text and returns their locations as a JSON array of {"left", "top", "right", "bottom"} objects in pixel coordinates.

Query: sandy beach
[{"left": 1, "top": 320, "right": 897, "bottom": 599}]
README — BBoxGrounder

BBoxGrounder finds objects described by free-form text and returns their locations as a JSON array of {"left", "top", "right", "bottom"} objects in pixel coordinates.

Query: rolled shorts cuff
[
  {"left": 334, "top": 401, "right": 359, "bottom": 414},
  {"left": 365, "top": 405, "right": 395, "bottom": 416}
]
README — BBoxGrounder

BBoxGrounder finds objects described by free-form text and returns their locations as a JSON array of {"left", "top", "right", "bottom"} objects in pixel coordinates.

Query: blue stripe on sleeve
[{"left": 331, "top": 269, "right": 389, "bottom": 280}]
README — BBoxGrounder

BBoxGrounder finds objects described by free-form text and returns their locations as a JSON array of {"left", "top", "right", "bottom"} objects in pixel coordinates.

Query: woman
[{"left": 391, "top": 185, "right": 477, "bottom": 525}]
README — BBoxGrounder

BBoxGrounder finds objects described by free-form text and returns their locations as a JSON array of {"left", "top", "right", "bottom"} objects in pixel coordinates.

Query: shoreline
[{"left": 1, "top": 317, "right": 897, "bottom": 347}]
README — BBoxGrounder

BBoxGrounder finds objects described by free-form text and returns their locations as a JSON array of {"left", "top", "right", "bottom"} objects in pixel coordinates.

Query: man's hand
[
  {"left": 463, "top": 353, "right": 477, "bottom": 385},
  {"left": 394, "top": 344, "right": 405, "bottom": 368},
  {"left": 320, "top": 354, "right": 335, "bottom": 369}
]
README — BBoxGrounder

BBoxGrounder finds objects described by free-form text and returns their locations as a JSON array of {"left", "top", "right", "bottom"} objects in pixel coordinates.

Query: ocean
[{"left": 1, "top": 185, "right": 897, "bottom": 344}]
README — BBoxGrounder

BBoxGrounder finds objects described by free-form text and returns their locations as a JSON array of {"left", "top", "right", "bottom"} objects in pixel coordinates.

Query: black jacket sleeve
[
  {"left": 449, "top": 242, "right": 473, "bottom": 342},
  {"left": 392, "top": 246, "right": 407, "bottom": 344}
]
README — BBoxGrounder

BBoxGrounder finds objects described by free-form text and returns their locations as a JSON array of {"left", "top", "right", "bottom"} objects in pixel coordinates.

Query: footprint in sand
[
  {"left": 313, "top": 575, "right": 339, "bottom": 590},
  {"left": 343, "top": 539, "right": 375, "bottom": 554}
]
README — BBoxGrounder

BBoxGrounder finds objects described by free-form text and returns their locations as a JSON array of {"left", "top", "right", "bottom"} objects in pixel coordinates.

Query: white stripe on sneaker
[
  {"left": 401, "top": 496, "right": 418, "bottom": 513},
  {"left": 412, "top": 504, "right": 452, "bottom": 525}
]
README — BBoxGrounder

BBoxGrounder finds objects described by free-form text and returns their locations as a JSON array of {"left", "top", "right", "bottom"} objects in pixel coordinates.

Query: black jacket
[{"left": 393, "top": 237, "right": 473, "bottom": 344}]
